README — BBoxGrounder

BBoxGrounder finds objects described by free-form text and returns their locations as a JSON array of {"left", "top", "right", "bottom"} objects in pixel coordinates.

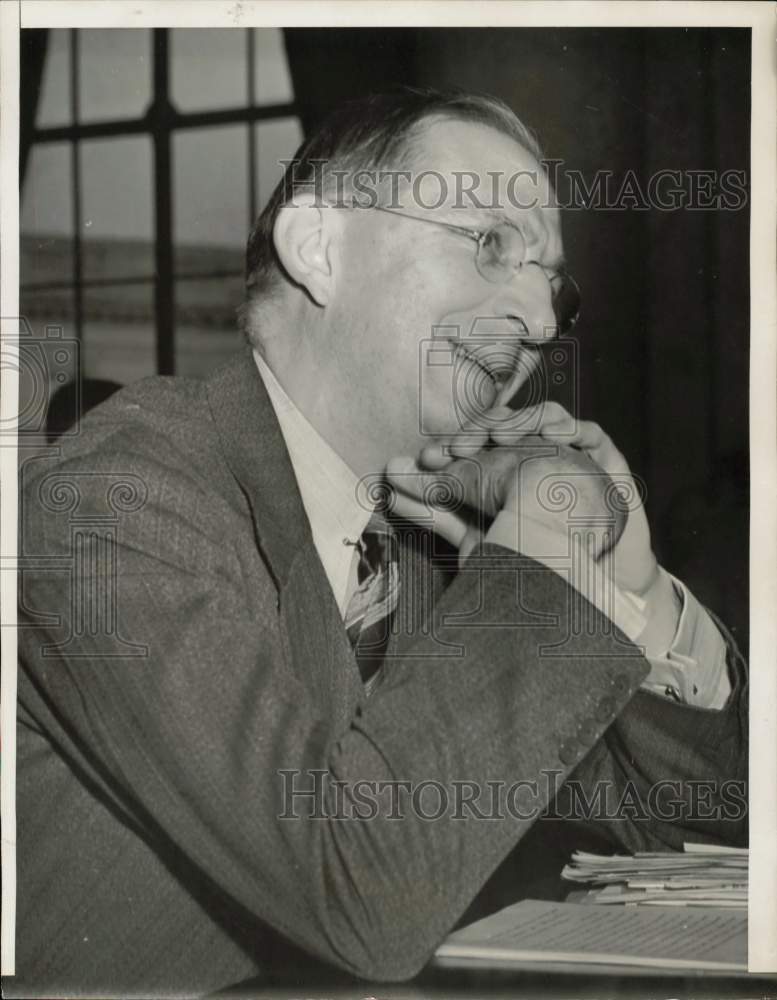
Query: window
[{"left": 20, "top": 28, "right": 302, "bottom": 387}]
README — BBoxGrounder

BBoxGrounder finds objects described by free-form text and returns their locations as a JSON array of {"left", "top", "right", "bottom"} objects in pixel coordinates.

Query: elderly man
[{"left": 10, "top": 88, "right": 746, "bottom": 997}]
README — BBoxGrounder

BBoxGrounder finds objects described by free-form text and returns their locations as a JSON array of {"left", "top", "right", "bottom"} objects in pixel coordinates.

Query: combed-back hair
[{"left": 242, "top": 86, "right": 542, "bottom": 330}]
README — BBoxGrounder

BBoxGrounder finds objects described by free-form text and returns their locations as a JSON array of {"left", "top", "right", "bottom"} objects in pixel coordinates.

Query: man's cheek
[{"left": 419, "top": 362, "right": 470, "bottom": 437}]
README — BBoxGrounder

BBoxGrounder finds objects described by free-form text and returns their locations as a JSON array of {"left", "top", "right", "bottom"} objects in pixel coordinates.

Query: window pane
[
  {"left": 175, "top": 277, "right": 244, "bottom": 378},
  {"left": 174, "top": 126, "right": 248, "bottom": 269},
  {"left": 253, "top": 28, "right": 294, "bottom": 106},
  {"left": 171, "top": 29, "right": 247, "bottom": 112},
  {"left": 36, "top": 29, "right": 71, "bottom": 128},
  {"left": 18, "top": 284, "right": 157, "bottom": 390},
  {"left": 79, "top": 29, "right": 151, "bottom": 123},
  {"left": 175, "top": 244, "right": 243, "bottom": 281},
  {"left": 20, "top": 234, "right": 73, "bottom": 292},
  {"left": 82, "top": 281, "right": 156, "bottom": 384},
  {"left": 255, "top": 117, "right": 303, "bottom": 212},
  {"left": 21, "top": 143, "right": 73, "bottom": 238},
  {"left": 80, "top": 136, "right": 153, "bottom": 280},
  {"left": 19, "top": 288, "right": 74, "bottom": 334}
]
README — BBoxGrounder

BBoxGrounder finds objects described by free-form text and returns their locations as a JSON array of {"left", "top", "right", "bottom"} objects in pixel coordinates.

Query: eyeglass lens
[
  {"left": 477, "top": 223, "right": 580, "bottom": 333},
  {"left": 477, "top": 224, "right": 526, "bottom": 280},
  {"left": 549, "top": 272, "right": 580, "bottom": 334}
]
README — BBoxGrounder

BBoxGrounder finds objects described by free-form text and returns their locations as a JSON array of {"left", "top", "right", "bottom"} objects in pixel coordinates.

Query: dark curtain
[{"left": 283, "top": 27, "right": 750, "bottom": 646}]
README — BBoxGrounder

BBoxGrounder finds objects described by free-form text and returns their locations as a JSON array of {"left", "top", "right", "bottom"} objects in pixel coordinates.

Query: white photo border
[{"left": 2, "top": 0, "right": 775, "bottom": 978}]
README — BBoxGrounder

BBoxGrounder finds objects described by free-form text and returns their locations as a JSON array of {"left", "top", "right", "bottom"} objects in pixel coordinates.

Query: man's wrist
[
  {"left": 628, "top": 565, "right": 682, "bottom": 658},
  {"left": 623, "top": 555, "right": 660, "bottom": 599}
]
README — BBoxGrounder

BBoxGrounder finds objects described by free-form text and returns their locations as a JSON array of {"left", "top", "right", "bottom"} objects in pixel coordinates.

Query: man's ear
[{"left": 273, "top": 195, "right": 340, "bottom": 306}]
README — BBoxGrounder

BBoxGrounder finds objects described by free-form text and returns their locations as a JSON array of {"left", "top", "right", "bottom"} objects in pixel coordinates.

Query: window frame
[{"left": 21, "top": 27, "right": 299, "bottom": 375}]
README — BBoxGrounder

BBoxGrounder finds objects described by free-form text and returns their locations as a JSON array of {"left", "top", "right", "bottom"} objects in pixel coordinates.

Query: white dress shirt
[
  {"left": 254, "top": 351, "right": 373, "bottom": 615},
  {"left": 254, "top": 349, "right": 731, "bottom": 709}
]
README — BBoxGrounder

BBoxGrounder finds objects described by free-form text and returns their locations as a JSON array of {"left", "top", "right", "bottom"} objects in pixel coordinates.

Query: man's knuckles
[{"left": 499, "top": 434, "right": 628, "bottom": 551}]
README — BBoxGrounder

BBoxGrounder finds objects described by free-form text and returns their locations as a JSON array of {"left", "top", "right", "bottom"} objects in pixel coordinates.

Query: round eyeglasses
[{"left": 371, "top": 204, "right": 581, "bottom": 335}]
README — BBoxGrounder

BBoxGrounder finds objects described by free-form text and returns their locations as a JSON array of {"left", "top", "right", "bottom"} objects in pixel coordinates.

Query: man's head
[
  {"left": 244, "top": 88, "right": 544, "bottom": 300},
  {"left": 242, "top": 87, "right": 568, "bottom": 476}
]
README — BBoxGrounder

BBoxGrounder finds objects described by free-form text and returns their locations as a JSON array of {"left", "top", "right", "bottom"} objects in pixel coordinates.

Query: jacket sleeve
[
  {"left": 18, "top": 445, "right": 742, "bottom": 982},
  {"left": 551, "top": 608, "right": 748, "bottom": 853}
]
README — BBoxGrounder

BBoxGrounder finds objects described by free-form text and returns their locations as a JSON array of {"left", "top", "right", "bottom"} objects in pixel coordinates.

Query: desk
[
  {"left": 217, "top": 971, "right": 777, "bottom": 999},
  {"left": 214, "top": 842, "right": 768, "bottom": 999},
  {"left": 216, "top": 962, "right": 777, "bottom": 999}
]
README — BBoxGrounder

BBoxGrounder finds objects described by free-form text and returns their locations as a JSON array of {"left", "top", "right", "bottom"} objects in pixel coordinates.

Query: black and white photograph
[{"left": 1, "top": 2, "right": 775, "bottom": 998}]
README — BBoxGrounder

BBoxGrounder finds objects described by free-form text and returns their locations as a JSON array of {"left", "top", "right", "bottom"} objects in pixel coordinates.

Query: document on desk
[
  {"left": 561, "top": 842, "right": 748, "bottom": 908},
  {"left": 435, "top": 898, "right": 747, "bottom": 972}
]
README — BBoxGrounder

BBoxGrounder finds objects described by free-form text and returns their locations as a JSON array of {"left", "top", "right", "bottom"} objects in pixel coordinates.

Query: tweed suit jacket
[{"left": 8, "top": 347, "right": 748, "bottom": 998}]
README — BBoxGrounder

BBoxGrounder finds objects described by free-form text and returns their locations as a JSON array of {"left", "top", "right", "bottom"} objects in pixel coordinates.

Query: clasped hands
[{"left": 386, "top": 401, "right": 659, "bottom": 598}]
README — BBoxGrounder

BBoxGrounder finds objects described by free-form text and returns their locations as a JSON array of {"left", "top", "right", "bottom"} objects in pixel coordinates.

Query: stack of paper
[
  {"left": 561, "top": 842, "right": 748, "bottom": 909},
  {"left": 435, "top": 897, "right": 748, "bottom": 973}
]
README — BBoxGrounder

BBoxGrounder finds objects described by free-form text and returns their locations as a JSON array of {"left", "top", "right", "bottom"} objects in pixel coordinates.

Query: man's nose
[{"left": 495, "top": 263, "right": 558, "bottom": 343}]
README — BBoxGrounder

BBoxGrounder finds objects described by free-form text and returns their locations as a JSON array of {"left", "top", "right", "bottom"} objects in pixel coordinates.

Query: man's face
[{"left": 329, "top": 117, "right": 565, "bottom": 468}]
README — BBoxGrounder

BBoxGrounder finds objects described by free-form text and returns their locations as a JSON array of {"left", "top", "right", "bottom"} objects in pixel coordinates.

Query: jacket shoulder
[{"left": 22, "top": 369, "right": 246, "bottom": 546}]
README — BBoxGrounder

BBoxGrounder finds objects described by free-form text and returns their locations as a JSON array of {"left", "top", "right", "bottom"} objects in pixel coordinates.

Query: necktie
[{"left": 344, "top": 515, "right": 399, "bottom": 694}]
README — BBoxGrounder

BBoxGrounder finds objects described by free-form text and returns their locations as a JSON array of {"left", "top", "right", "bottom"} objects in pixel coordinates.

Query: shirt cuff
[
  {"left": 633, "top": 570, "right": 732, "bottom": 710},
  {"left": 485, "top": 514, "right": 731, "bottom": 711}
]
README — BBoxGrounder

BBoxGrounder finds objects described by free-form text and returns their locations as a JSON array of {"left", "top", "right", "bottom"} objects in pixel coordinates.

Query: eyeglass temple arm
[{"left": 371, "top": 204, "right": 484, "bottom": 243}]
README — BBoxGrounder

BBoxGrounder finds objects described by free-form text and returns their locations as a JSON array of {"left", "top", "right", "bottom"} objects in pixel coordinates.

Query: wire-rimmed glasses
[{"left": 371, "top": 204, "right": 581, "bottom": 334}]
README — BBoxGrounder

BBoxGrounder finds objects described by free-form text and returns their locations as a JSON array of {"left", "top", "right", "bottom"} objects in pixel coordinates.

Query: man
[{"left": 10, "top": 89, "right": 746, "bottom": 997}]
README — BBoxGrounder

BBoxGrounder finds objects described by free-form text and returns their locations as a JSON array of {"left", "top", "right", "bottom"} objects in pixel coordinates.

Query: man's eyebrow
[
  {"left": 437, "top": 205, "right": 500, "bottom": 229},
  {"left": 442, "top": 206, "right": 526, "bottom": 233},
  {"left": 477, "top": 207, "right": 506, "bottom": 226},
  {"left": 440, "top": 205, "right": 566, "bottom": 269}
]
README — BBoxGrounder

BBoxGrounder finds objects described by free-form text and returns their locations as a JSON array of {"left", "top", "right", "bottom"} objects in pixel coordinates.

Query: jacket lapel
[
  {"left": 205, "top": 345, "right": 310, "bottom": 591},
  {"left": 204, "top": 347, "right": 364, "bottom": 720}
]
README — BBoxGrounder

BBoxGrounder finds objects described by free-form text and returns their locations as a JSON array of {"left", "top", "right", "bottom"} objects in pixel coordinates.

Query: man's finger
[
  {"left": 386, "top": 454, "right": 504, "bottom": 520},
  {"left": 389, "top": 488, "right": 469, "bottom": 548},
  {"left": 418, "top": 422, "right": 492, "bottom": 468},
  {"left": 489, "top": 410, "right": 633, "bottom": 478},
  {"left": 448, "top": 428, "right": 491, "bottom": 458},
  {"left": 385, "top": 457, "right": 477, "bottom": 548}
]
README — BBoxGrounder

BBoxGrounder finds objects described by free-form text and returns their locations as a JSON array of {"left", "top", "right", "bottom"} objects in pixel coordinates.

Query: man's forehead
[
  {"left": 402, "top": 117, "right": 559, "bottom": 228},
  {"left": 414, "top": 117, "right": 540, "bottom": 167}
]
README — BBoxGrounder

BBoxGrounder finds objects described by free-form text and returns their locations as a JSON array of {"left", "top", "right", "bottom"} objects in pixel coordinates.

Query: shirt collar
[{"left": 252, "top": 349, "right": 374, "bottom": 609}]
